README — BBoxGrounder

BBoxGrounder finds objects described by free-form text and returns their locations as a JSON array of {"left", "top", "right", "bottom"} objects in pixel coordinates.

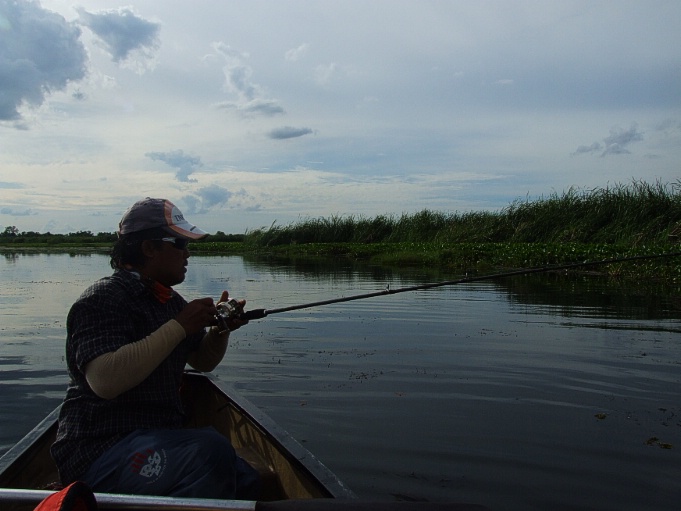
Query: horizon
[{"left": 3, "top": 178, "right": 678, "bottom": 237}]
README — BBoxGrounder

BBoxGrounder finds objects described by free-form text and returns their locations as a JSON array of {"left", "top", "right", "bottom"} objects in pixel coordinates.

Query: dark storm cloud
[
  {"left": 0, "top": 0, "right": 87, "bottom": 121},
  {"left": 145, "top": 149, "right": 202, "bottom": 182},
  {"left": 268, "top": 126, "right": 313, "bottom": 140},
  {"left": 572, "top": 124, "right": 644, "bottom": 157},
  {"left": 77, "top": 7, "right": 160, "bottom": 63}
]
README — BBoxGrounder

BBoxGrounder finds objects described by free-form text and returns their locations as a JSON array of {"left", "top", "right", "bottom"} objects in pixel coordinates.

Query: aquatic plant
[{"left": 242, "top": 180, "right": 681, "bottom": 247}]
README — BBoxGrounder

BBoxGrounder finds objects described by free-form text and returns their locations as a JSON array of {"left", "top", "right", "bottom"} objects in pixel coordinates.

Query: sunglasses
[{"left": 156, "top": 237, "right": 190, "bottom": 250}]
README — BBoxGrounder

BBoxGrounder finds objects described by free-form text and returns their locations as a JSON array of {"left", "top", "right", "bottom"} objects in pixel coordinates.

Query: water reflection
[
  {"left": 1, "top": 252, "right": 680, "bottom": 510},
  {"left": 499, "top": 272, "right": 681, "bottom": 321},
  {"left": 242, "top": 253, "right": 438, "bottom": 282}
]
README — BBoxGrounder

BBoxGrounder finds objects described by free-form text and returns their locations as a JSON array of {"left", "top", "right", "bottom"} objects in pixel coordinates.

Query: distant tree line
[
  {"left": 0, "top": 227, "right": 116, "bottom": 244},
  {"left": 0, "top": 227, "right": 244, "bottom": 245}
]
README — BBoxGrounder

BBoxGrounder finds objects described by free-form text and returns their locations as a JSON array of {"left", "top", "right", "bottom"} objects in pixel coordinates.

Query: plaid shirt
[{"left": 51, "top": 270, "right": 204, "bottom": 485}]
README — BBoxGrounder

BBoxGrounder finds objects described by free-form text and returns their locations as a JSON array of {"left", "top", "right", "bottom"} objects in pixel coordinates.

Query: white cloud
[
  {"left": 314, "top": 63, "right": 337, "bottom": 86},
  {"left": 209, "top": 41, "right": 285, "bottom": 117},
  {"left": 212, "top": 42, "right": 258, "bottom": 100},
  {"left": 285, "top": 43, "right": 309, "bottom": 62}
]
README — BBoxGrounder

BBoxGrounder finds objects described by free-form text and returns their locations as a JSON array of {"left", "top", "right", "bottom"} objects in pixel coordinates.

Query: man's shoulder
[{"left": 78, "top": 270, "right": 143, "bottom": 302}]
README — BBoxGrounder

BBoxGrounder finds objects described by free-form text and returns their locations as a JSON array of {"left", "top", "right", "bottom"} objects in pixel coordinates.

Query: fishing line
[{"left": 216, "top": 251, "right": 681, "bottom": 323}]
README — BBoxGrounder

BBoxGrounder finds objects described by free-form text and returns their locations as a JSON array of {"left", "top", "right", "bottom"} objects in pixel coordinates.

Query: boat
[
  {"left": 0, "top": 371, "right": 489, "bottom": 511},
  {"left": 0, "top": 370, "right": 355, "bottom": 510}
]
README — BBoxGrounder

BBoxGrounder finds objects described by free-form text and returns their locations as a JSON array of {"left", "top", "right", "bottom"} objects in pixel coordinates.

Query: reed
[{"left": 243, "top": 180, "right": 681, "bottom": 247}]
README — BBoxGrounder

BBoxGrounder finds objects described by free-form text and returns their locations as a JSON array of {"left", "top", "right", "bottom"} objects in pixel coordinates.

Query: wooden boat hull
[{"left": 0, "top": 371, "right": 355, "bottom": 510}]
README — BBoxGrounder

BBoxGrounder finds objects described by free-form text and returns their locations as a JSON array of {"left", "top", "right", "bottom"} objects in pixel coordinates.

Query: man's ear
[{"left": 140, "top": 239, "right": 158, "bottom": 259}]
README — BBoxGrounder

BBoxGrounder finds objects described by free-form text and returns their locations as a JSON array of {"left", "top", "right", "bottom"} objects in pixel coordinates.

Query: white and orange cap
[{"left": 118, "top": 198, "right": 208, "bottom": 240}]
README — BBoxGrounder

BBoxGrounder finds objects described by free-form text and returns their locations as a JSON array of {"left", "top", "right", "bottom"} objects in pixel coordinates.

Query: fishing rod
[{"left": 216, "top": 250, "right": 681, "bottom": 324}]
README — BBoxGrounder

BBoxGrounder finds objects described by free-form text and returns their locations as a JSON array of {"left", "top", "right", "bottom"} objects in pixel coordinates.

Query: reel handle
[{"left": 241, "top": 308, "right": 267, "bottom": 320}]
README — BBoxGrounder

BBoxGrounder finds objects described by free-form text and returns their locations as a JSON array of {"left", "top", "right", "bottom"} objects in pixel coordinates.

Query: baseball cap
[{"left": 118, "top": 198, "right": 208, "bottom": 240}]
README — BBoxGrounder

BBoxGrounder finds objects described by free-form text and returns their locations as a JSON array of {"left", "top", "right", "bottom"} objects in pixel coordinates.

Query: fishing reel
[{"left": 215, "top": 298, "right": 245, "bottom": 333}]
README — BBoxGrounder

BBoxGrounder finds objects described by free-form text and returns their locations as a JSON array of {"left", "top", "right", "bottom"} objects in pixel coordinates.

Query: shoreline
[{"left": 2, "top": 242, "right": 680, "bottom": 283}]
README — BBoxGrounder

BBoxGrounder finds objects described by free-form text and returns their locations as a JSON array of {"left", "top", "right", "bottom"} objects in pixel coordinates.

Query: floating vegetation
[
  {"left": 645, "top": 437, "right": 673, "bottom": 449},
  {"left": 229, "top": 181, "right": 681, "bottom": 280}
]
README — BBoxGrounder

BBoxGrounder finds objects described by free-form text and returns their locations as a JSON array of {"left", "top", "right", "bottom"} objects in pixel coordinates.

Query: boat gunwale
[
  {"left": 0, "top": 406, "right": 60, "bottom": 481},
  {"left": 183, "top": 371, "right": 355, "bottom": 499}
]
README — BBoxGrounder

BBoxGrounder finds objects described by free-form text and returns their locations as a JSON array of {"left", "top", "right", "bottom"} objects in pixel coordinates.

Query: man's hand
[
  {"left": 216, "top": 291, "right": 248, "bottom": 332},
  {"left": 175, "top": 297, "right": 218, "bottom": 335}
]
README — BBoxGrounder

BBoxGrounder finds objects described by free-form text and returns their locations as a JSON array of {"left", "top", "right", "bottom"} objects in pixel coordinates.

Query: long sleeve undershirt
[{"left": 85, "top": 320, "right": 229, "bottom": 399}]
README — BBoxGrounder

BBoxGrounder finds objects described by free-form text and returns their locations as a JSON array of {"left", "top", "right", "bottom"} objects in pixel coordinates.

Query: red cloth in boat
[{"left": 33, "top": 481, "right": 96, "bottom": 511}]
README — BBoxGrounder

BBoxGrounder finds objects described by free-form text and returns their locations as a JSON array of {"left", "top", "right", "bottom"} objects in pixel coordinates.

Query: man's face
[{"left": 143, "top": 238, "right": 190, "bottom": 287}]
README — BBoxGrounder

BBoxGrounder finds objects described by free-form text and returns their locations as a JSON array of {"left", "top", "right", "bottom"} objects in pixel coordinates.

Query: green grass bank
[{"left": 214, "top": 181, "right": 681, "bottom": 281}]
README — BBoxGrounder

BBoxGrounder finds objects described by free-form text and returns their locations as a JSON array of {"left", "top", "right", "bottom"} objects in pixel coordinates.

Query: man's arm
[
  {"left": 187, "top": 328, "right": 230, "bottom": 372},
  {"left": 85, "top": 320, "right": 186, "bottom": 399}
]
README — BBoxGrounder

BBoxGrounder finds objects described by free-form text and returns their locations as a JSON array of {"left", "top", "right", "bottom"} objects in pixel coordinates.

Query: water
[{"left": 1, "top": 251, "right": 680, "bottom": 510}]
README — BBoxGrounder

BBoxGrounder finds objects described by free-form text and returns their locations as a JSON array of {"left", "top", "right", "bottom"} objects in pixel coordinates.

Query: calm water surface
[{"left": 1, "top": 252, "right": 680, "bottom": 511}]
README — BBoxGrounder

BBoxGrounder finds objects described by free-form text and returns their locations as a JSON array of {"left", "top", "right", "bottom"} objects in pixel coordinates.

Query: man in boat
[{"left": 50, "top": 197, "right": 260, "bottom": 499}]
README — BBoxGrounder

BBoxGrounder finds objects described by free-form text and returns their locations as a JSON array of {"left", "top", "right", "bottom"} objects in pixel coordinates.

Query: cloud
[
  {"left": 268, "top": 126, "right": 313, "bottom": 140},
  {"left": 600, "top": 142, "right": 631, "bottom": 156},
  {"left": 601, "top": 124, "right": 644, "bottom": 156},
  {"left": 0, "top": 181, "right": 24, "bottom": 189},
  {"left": 285, "top": 43, "right": 309, "bottom": 62},
  {"left": 182, "top": 186, "right": 233, "bottom": 215},
  {"left": 215, "top": 98, "right": 285, "bottom": 117},
  {"left": 0, "top": 0, "right": 87, "bottom": 122},
  {"left": 571, "top": 142, "right": 602, "bottom": 156},
  {"left": 211, "top": 42, "right": 284, "bottom": 116},
  {"left": 654, "top": 118, "right": 681, "bottom": 133},
  {"left": 145, "top": 149, "right": 203, "bottom": 182},
  {"left": 240, "top": 99, "right": 285, "bottom": 116},
  {"left": 197, "top": 186, "right": 233, "bottom": 208},
  {"left": 314, "top": 63, "right": 337, "bottom": 86},
  {"left": 76, "top": 7, "right": 160, "bottom": 64},
  {"left": 572, "top": 123, "right": 644, "bottom": 157},
  {"left": 1, "top": 207, "right": 35, "bottom": 216},
  {"left": 181, "top": 195, "right": 201, "bottom": 215},
  {"left": 213, "top": 43, "right": 258, "bottom": 100}
]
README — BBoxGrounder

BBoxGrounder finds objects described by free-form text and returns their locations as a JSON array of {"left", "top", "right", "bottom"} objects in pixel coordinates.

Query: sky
[{"left": 1, "top": 0, "right": 680, "bottom": 235}]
